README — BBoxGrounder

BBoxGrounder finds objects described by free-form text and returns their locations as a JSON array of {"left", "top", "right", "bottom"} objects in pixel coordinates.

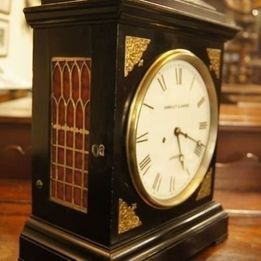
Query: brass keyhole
[{"left": 91, "top": 144, "right": 105, "bottom": 158}]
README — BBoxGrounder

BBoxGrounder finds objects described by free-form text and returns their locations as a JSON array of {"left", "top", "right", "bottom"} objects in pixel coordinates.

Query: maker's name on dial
[{"left": 164, "top": 103, "right": 190, "bottom": 110}]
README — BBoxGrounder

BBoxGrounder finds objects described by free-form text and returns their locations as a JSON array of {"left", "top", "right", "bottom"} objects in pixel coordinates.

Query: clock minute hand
[{"left": 176, "top": 128, "right": 205, "bottom": 147}]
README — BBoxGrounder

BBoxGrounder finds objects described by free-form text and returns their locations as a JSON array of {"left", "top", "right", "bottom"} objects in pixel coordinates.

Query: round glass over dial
[{"left": 126, "top": 49, "right": 218, "bottom": 208}]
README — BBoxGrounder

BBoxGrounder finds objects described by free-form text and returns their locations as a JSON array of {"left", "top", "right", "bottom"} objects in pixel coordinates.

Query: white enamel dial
[{"left": 126, "top": 50, "right": 218, "bottom": 208}]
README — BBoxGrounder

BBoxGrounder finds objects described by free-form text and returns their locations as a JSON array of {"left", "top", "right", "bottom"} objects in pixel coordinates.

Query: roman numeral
[
  {"left": 169, "top": 176, "right": 175, "bottom": 193},
  {"left": 152, "top": 173, "right": 162, "bottom": 192},
  {"left": 139, "top": 154, "right": 151, "bottom": 175},
  {"left": 197, "top": 97, "right": 205, "bottom": 108},
  {"left": 175, "top": 67, "right": 182, "bottom": 86},
  {"left": 194, "top": 143, "right": 203, "bottom": 157},
  {"left": 199, "top": 121, "right": 208, "bottom": 130},
  {"left": 157, "top": 74, "right": 167, "bottom": 92},
  {"left": 136, "top": 132, "right": 149, "bottom": 143}
]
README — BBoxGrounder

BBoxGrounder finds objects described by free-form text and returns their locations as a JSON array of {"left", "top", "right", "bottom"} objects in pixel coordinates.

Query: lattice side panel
[{"left": 50, "top": 57, "right": 91, "bottom": 212}]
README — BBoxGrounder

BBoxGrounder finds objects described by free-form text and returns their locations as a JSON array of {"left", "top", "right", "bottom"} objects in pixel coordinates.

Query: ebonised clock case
[{"left": 19, "top": 1, "right": 238, "bottom": 260}]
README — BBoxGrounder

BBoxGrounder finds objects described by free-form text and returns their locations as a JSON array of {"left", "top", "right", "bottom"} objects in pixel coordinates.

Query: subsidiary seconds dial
[{"left": 126, "top": 49, "right": 218, "bottom": 208}]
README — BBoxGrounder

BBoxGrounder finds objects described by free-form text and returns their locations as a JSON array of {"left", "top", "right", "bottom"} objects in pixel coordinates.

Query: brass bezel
[{"left": 126, "top": 49, "right": 218, "bottom": 209}]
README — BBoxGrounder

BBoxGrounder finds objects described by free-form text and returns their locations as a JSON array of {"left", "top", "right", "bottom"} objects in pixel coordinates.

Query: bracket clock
[{"left": 20, "top": 0, "right": 238, "bottom": 260}]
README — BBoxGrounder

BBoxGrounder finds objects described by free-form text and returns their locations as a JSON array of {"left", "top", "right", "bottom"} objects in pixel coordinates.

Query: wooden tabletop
[
  {"left": 0, "top": 179, "right": 30, "bottom": 261},
  {"left": 0, "top": 179, "right": 260, "bottom": 260}
]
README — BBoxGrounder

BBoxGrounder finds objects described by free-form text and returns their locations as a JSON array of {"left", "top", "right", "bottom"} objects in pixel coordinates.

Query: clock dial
[{"left": 127, "top": 50, "right": 218, "bottom": 208}]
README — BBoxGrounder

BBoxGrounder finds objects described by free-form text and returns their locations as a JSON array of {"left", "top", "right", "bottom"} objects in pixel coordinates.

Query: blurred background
[{"left": 0, "top": 0, "right": 39, "bottom": 179}]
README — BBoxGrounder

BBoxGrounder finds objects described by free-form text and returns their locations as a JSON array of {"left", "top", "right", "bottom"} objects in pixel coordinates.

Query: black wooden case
[{"left": 19, "top": 1, "right": 238, "bottom": 260}]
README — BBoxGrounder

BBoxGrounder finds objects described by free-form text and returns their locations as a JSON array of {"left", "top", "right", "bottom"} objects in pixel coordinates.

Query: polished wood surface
[
  {"left": 0, "top": 178, "right": 260, "bottom": 260},
  {"left": 0, "top": 179, "right": 31, "bottom": 261},
  {"left": 194, "top": 215, "right": 261, "bottom": 260}
]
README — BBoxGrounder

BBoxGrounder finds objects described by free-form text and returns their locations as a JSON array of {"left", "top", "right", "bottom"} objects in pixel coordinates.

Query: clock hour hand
[
  {"left": 174, "top": 128, "right": 185, "bottom": 169},
  {"left": 169, "top": 154, "right": 180, "bottom": 160},
  {"left": 169, "top": 154, "right": 185, "bottom": 167}
]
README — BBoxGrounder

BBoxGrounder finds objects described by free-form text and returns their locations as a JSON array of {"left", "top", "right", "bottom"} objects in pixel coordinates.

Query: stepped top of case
[{"left": 27, "top": 0, "right": 238, "bottom": 37}]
